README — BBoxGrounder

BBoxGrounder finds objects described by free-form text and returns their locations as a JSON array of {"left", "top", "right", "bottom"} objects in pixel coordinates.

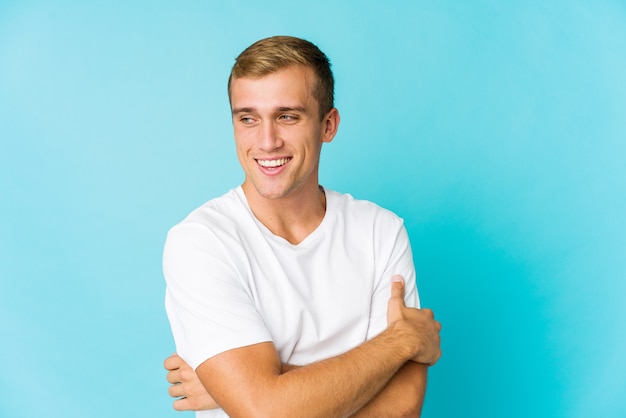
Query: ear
[{"left": 321, "top": 108, "right": 340, "bottom": 143}]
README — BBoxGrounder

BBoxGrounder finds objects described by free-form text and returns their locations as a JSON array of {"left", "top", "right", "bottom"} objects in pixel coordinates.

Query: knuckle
[
  {"left": 187, "top": 397, "right": 203, "bottom": 411},
  {"left": 180, "top": 368, "right": 195, "bottom": 381}
]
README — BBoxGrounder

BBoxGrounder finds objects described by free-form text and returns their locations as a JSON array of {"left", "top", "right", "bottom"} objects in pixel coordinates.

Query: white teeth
[{"left": 258, "top": 158, "right": 290, "bottom": 168}]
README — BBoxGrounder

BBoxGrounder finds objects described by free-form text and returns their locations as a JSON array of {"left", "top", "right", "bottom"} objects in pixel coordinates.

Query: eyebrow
[
  {"left": 231, "top": 106, "right": 308, "bottom": 115},
  {"left": 278, "top": 106, "right": 307, "bottom": 113},
  {"left": 232, "top": 107, "right": 254, "bottom": 115}
]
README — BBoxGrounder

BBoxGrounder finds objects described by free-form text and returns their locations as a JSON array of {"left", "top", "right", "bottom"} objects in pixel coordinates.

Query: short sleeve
[
  {"left": 366, "top": 217, "right": 420, "bottom": 340},
  {"left": 164, "top": 222, "right": 272, "bottom": 369}
]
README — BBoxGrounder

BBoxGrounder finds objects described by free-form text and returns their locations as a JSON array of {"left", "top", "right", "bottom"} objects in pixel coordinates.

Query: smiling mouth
[{"left": 257, "top": 158, "right": 291, "bottom": 168}]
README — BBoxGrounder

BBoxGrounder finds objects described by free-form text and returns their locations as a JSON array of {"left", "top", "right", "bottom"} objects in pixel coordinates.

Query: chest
[{"left": 243, "top": 235, "right": 378, "bottom": 364}]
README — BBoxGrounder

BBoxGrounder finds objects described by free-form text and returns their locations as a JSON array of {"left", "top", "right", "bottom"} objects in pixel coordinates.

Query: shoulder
[
  {"left": 325, "top": 188, "right": 405, "bottom": 230},
  {"left": 172, "top": 187, "right": 247, "bottom": 229},
  {"left": 181, "top": 187, "right": 245, "bottom": 224},
  {"left": 166, "top": 187, "right": 250, "bottom": 249}
]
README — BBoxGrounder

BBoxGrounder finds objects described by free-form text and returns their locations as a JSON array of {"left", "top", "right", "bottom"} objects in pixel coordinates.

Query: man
[{"left": 163, "top": 36, "right": 441, "bottom": 417}]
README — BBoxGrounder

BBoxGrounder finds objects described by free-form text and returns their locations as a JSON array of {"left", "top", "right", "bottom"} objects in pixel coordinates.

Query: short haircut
[{"left": 228, "top": 36, "right": 335, "bottom": 119}]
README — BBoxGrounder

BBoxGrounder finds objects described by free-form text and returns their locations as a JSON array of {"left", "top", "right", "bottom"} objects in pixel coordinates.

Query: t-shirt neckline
[{"left": 235, "top": 185, "right": 332, "bottom": 249}]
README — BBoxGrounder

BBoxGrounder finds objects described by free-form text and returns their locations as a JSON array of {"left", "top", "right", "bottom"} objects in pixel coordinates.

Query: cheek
[
  {"left": 234, "top": 130, "right": 253, "bottom": 151},
  {"left": 235, "top": 144, "right": 250, "bottom": 163},
  {"left": 233, "top": 138, "right": 250, "bottom": 165}
]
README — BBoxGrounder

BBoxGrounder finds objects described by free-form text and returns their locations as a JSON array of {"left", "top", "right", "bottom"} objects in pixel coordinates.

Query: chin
[
  {"left": 258, "top": 190, "right": 289, "bottom": 200},
  {"left": 247, "top": 179, "right": 301, "bottom": 200}
]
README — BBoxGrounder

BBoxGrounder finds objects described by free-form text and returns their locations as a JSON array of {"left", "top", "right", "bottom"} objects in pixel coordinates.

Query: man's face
[{"left": 230, "top": 65, "right": 337, "bottom": 202}]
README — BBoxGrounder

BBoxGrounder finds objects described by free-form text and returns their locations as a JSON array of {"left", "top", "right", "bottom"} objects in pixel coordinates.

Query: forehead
[{"left": 230, "top": 66, "right": 317, "bottom": 110}]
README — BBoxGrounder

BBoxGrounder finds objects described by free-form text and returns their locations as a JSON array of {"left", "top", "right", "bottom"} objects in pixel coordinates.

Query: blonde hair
[{"left": 228, "top": 36, "right": 334, "bottom": 119}]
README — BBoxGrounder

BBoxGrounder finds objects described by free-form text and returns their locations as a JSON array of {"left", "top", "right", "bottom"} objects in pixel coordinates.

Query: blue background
[{"left": 2, "top": 1, "right": 625, "bottom": 417}]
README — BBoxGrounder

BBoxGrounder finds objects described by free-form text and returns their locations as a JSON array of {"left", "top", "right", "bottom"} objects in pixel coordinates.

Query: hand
[
  {"left": 164, "top": 353, "right": 219, "bottom": 411},
  {"left": 387, "top": 275, "right": 442, "bottom": 366}
]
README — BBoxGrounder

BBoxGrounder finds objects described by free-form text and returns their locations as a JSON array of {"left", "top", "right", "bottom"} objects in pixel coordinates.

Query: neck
[{"left": 242, "top": 183, "right": 326, "bottom": 245}]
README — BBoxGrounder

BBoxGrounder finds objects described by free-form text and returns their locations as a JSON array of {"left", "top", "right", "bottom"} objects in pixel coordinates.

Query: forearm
[
  {"left": 278, "top": 337, "right": 408, "bottom": 417},
  {"left": 199, "top": 325, "right": 416, "bottom": 418},
  {"left": 350, "top": 362, "right": 427, "bottom": 418},
  {"left": 280, "top": 360, "right": 426, "bottom": 418}
]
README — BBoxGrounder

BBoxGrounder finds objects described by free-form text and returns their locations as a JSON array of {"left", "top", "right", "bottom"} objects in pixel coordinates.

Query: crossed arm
[{"left": 165, "top": 276, "right": 441, "bottom": 417}]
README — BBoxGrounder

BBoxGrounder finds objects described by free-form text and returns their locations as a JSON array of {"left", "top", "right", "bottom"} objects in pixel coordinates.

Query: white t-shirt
[{"left": 164, "top": 187, "right": 419, "bottom": 416}]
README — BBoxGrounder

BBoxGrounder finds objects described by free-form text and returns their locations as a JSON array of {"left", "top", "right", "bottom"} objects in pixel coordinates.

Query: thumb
[
  {"left": 387, "top": 274, "right": 406, "bottom": 326},
  {"left": 390, "top": 274, "right": 406, "bottom": 300}
]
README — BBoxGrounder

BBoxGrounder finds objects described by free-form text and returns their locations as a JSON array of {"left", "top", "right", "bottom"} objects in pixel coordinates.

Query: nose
[{"left": 258, "top": 120, "right": 283, "bottom": 151}]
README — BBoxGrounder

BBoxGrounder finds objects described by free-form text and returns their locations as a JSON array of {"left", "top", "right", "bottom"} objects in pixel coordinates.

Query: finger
[
  {"left": 420, "top": 308, "right": 435, "bottom": 319},
  {"left": 173, "top": 395, "right": 208, "bottom": 412},
  {"left": 173, "top": 397, "right": 193, "bottom": 411},
  {"left": 420, "top": 309, "right": 441, "bottom": 330},
  {"left": 390, "top": 274, "right": 406, "bottom": 301},
  {"left": 166, "top": 369, "right": 182, "bottom": 384},
  {"left": 168, "top": 383, "right": 185, "bottom": 398},
  {"left": 428, "top": 349, "right": 442, "bottom": 367},
  {"left": 164, "top": 353, "right": 182, "bottom": 370},
  {"left": 180, "top": 366, "right": 198, "bottom": 382}
]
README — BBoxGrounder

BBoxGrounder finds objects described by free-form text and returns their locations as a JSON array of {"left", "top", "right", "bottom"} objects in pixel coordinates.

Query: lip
[{"left": 255, "top": 157, "right": 292, "bottom": 175}]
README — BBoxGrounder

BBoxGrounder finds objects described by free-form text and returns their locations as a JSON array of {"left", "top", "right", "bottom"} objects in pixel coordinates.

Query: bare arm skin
[
  {"left": 165, "top": 276, "right": 440, "bottom": 417},
  {"left": 350, "top": 362, "right": 427, "bottom": 418},
  {"left": 164, "top": 357, "right": 426, "bottom": 416}
]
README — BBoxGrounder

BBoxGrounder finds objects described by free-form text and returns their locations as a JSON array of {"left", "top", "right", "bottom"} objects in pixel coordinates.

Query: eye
[
  {"left": 239, "top": 116, "right": 255, "bottom": 124},
  {"left": 279, "top": 114, "right": 298, "bottom": 123}
]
